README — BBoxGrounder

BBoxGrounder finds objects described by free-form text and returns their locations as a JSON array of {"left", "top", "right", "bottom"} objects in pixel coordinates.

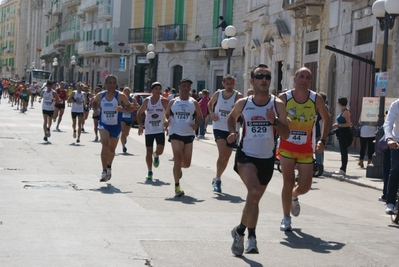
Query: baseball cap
[
  {"left": 179, "top": 78, "right": 193, "bottom": 85},
  {"left": 151, "top": 82, "right": 162, "bottom": 90}
]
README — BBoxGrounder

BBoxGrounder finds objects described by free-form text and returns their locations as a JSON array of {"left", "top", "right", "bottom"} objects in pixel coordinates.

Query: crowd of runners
[{"left": 1, "top": 65, "right": 333, "bottom": 256}]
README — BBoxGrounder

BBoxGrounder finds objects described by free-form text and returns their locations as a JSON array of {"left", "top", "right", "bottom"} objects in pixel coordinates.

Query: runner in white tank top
[
  {"left": 137, "top": 82, "right": 169, "bottom": 180},
  {"left": 39, "top": 80, "right": 60, "bottom": 142},
  {"left": 207, "top": 74, "right": 243, "bottom": 193},
  {"left": 67, "top": 83, "right": 87, "bottom": 143}
]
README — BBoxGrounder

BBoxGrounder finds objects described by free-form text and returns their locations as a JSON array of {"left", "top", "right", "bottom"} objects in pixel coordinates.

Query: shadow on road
[
  {"left": 90, "top": 184, "right": 133, "bottom": 194},
  {"left": 236, "top": 256, "right": 263, "bottom": 267},
  {"left": 280, "top": 228, "right": 345, "bottom": 253},
  {"left": 138, "top": 179, "right": 170, "bottom": 186},
  {"left": 213, "top": 192, "right": 245, "bottom": 203},
  {"left": 165, "top": 195, "right": 205, "bottom": 204}
]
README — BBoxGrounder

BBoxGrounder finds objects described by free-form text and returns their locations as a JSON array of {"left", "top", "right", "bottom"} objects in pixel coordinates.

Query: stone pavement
[{"left": 198, "top": 125, "right": 384, "bottom": 193}]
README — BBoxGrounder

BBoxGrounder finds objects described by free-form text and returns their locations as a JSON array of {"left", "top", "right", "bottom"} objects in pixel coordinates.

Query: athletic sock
[
  {"left": 237, "top": 223, "right": 246, "bottom": 235},
  {"left": 248, "top": 228, "right": 256, "bottom": 238}
]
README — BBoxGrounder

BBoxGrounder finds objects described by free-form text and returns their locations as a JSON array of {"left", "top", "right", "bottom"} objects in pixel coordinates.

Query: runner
[
  {"left": 137, "top": 82, "right": 169, "bottom": 179},
  {"left": 8, "top": 80, "right": 15, "bottom": 107},
  {"left": 164, "top": 78, "right": 203, "bottom": 196},
  {"left": 30, "top": 80, "right": 39, "bottom": 108},
  {"left": 228, "top": 64, "right": 290, "bottom": 256},
  {"left": 67, "top": 82, "right": 86, "bottom": 143},
  {"left": 20, "top": 83, "right": 30, "bottom": 113},
  {"left": 2, "top": 78, "right": 9, "bottom": 100},
  {"left": 120, "top": 87, "right": 139, "bottom": 153},
  {"left": 53, "top": 81, "right": 68, "bottom": 131},
  {"left": 14, "top": 81, "right": 22, "bottom": 110},
  {"left": 278, "top": 67, "right": 330, "bottom": 231},
  {"left": 82, "top": 84, "right": 91, "bottom": 132},
  {"left": 38, "top": 80, "right": 60, "bottom": 141},
  {"left": 207, "top": 74, "right": 243, "bottom": 193},
  {"left": 91, "top": 74, "right": 135, "bottom": 182}
]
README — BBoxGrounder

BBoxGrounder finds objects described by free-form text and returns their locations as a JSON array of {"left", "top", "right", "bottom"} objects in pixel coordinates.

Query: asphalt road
[{"left": 0, "top": 100, "right": 397, "bottom": 267}]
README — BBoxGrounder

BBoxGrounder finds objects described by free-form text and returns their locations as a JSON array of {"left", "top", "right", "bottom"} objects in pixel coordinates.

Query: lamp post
[
  {"left": 146, "top": 44, "right": 155, "bottom": 92},
  {"left": 31, "top": 62, "right": 35, "bottom": 69},
  {"left": 52, "top": 58, "right": 58, "bottom": 82},
  {"left": 368, "top": 0, "right": 399, "bottom": 178},
  {"left": 41, "top": 60, "right": 46, "bottom": 70},
  {"left": 70, "top": 55, "right": 76, "bottom": 83},
  {"left": 221, "top": 25, "right": 238, "bottom": 75}
]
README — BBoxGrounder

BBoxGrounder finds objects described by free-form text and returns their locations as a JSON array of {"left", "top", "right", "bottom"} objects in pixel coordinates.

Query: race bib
[
  {"left": 175, "top": 112, "right": 191, "bottom": 123},
  {"left": 287, "top": 130, "right": 307, "bottom": 145},
  {"left": 148, "top": 120, "right": 162, "bottom": 131},
  {"left": 247, "top": 121, "right": 272, "bottom": 139},
  {"left": 102, "top": 110, "right": 117, "bottom": 123},
  {"left": 122, "top": 112, "right": 131, "bottom": 118}
]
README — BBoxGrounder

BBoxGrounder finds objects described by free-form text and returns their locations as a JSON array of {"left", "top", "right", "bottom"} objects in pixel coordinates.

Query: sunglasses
[{"left": 253, "top": 74, "right": 272, "bottom": 80}]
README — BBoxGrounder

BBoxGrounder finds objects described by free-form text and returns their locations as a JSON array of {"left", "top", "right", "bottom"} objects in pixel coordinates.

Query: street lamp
[
  {"left": 70, "top": 55, "right": 76, "bottom": 83},
  {"left": 31, "top": 61, "right": 35, "bottom": 69},
  {"left": 221, "top": 25, "right": 238, "bottom": 75},
  {"left": 368, "top": 0, "right": 399, "bottom": 178},
  {"left": 52, "top": 57, "right": 58, "bottom": 82},
  {"left": 146, "top": 44, "right": 155, "bottom": 92},
  {"left": 41, "top": 60, "right": 46, "bottom": 70}
]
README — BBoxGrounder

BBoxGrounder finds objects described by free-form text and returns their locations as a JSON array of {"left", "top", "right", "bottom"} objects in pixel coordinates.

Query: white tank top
[
  {"left": 100, "top": 91, "right": 119, "bottom": 125},
  {"left": 42, "top": 90, "right": 55, "bottom": 111},
  {"left": 240, "top": 95, "right": 277, "bottom": 159},
  {"left": 71, "top": 91, "right": 84, "bottom": 113},
  {"left": 212, "top": 89, "right": 238, "bottom": 131},
  {"left": 169, "top": 97, "right": 196, "bottom": 136},
  {"left": 145, "top": 96, "right": 165, "bottom": 135}
]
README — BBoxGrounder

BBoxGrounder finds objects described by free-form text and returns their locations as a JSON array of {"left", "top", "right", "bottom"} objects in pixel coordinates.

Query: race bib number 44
[{"left": 287, "top": 130, "right": 307, "bottom": 145}]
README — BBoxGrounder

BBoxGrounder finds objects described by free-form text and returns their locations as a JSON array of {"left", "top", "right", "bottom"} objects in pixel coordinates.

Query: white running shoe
[
  {"left": 100, "top": 171, "right": 107, "bottom": 182},
  {"left": 231, "top": 226, "right": 244, "bottom": 256},
  {"left": 245, "top": 236, "right": 259, "bottom": 254},
  {"left": 280, "top": 217, "right": 292, "bottom": 231},
  {"left": 106, "top": 167, "right": 112, "bottom": 181},
  {"left": 386, "top": 203, "right": 395, "bottom": 215},
  {"left": 291, "top": 198, "right": 300, "bottom": 217}
]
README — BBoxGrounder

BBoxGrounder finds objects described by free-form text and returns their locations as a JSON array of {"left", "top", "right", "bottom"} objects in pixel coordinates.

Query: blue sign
[
  {"left": 375, "top": 72, "right": 388, "bottom": 97},
  {"left": 119, "top": 56, "right": 126, "bottom": 71}
]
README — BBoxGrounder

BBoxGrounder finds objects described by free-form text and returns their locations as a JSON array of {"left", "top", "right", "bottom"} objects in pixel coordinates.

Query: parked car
[{"left": 131, "top": 92, "right": 151, "bottom": 126}]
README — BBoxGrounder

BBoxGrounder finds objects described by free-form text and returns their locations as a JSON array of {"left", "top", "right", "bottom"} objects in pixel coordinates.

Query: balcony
[
  {"left": 157, "top": 24, "right": 187, "bottom": 42},
  {"left": 98, "top": 3, "right": 111, "bottom": 20},
  {"left": 128, "top": 28, "right": 156, "bottom": 51},
  {"left": 52, "top": 2, "right": 62, "bottom": 16},
  {"left": 63, "top": 0, "right": 81, "bottom": 8},
  {"left": 53, "top": 42, "right": 66, "bottom": 51},
  {"left": 77, "top": 41, "right": 96, "bottom": 56},
  {"left": 282, "top": 0, "right": 325, "bottom": 17},
  {"left": 95, "top": 41, "right": 130, "bottom": 56},
  {"left": 60, "top": 30, "right": 80, "bottom": 43},
  {"left": 81, "top": 0, "right": 99, "bottom": 13}
]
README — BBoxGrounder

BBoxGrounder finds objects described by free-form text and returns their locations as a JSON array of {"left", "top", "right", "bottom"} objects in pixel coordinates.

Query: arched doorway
[{"left": 172, "top": 65, "right": 183, "bottom": 89}]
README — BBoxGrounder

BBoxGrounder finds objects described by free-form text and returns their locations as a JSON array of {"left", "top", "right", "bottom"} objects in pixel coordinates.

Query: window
[
  {"left": 306, "top": 40, "right": 318, "bottom": 55},
  {"left": 356, "top": 27, "right": 373, "bottom": 46}
]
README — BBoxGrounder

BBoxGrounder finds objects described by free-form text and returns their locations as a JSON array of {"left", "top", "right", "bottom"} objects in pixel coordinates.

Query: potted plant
[
  {"left": 118, "top": 42, "right": 125, "bottom": 46},
  {"left": 37, "top": 47, "right": 42, "bottom": 52},
  {"left": 105, "top": 46, "right": 112, "bottom": 52},
  {"left": 103, "top": 41, "right": 109, "bottom": 46}
]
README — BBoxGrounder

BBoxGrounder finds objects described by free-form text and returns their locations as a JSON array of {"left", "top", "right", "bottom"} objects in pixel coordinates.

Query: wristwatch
[
  {"left": 320, "top": 139, "right": 327, "bottom": 145},
  {"left": 273, "top": 117, "right": 280, "bottom": 126}
]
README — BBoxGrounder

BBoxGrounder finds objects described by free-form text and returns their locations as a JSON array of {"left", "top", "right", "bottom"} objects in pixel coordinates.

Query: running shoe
[
  {"left": 47, "top": 129, "right": 51, "bottom": 137},
  {"left": 231, "top": 226, "right": 244, "bottom": 256},
  {"left": 280, "top": 216, "right": 292, "bottom": 231},
  {"left": 43, "top": 136, "right": 48, "bottom": 142},
  {"left": 94, "top": 136, "right": 99, "bottom": 142},
  {"left": 73, "top": 131, "right": 77, "bottom": 138},
  {"left": 123, "top": 146, "right": 127, "bottom": 153},
  {"left": 146, "top": 171, "right": 153, "bottom": 180},
  {"left": 333, "top": 169, "right": 346, "bottom": 175},
  {"left": 100, "top": 171, "right": 107, "bottom": 182},
  {"left": 175, "top": 185, "right": 184, "bottom": 197},
  {"left": 76, "top": 138, "right": 80, "bottom": 143},
  {"left": 291, "top": 198, "right": 300, "bottom": 217},
  {"left": 106, "top": 167, "right": 112, "bottom": 181},
  {"left": 245, "top": 236, "right": 259, "bottom": 254},
  {"left": 153, "top": 152, "right": 160, "bottom": 168},
  {"left": 386, "top": 203, "right": 395, "bottom": 215},
  {"left": 378, "top": 195, "right": 386, "bottom": 202},
  {"left": 212, "top": 179, "right": 222, "bottom": 193},
  {"left": 56, "top": 126, "right": 60, "bottom": 132},
  {"left": 82, "top": 128, "right": 85, "bottom": 132}
]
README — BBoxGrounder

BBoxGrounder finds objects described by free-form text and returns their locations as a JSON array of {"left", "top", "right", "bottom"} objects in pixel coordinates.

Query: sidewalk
[{"left": 197, "top": 125, "right": 384, "bottom": 192}]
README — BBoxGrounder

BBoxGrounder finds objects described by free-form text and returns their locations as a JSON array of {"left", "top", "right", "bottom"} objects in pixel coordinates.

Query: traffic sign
[{"left": 101, "top": 70, "right": 110, "bottom": 79}]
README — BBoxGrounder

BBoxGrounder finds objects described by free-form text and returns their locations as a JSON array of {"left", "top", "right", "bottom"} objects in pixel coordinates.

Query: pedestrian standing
[{"left": 228, "top": 64, "right": 290, "bottom": 255}]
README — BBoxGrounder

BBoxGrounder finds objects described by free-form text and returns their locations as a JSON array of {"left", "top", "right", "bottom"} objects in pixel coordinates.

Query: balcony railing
[
  {"left": 77, "top": 41, "right": 95, "bottom": 54},
  {"left": 95, "top": 41, "right": 129, "bottom": 54},
  {"left": 98, "top": 3, "right": 111, "bottom": 19},
  {"left": 282, "top": 0, "right": 325, "bottom": 10},
  {"left": 81, "top": 0, "right": 99, "bottom": 12},
  {"left": 157, "top": 24, "right": 187, "bottom": 42},
  {"left": 63, "top": 0, "right": 81, "bottom": 8},
  {"left": 128, "top": 28, "right": 156, "bottom": 44},
  {"left": 52, "top": 2, "right": 62, "bottom": 15},
  {"left": 60, "top": 30, "right": 80, "bottom": 42}
]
